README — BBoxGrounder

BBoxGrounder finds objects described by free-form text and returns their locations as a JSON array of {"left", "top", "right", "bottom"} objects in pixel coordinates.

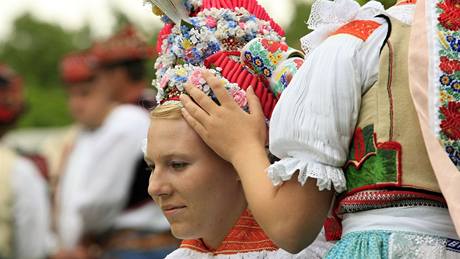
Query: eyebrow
[{"left": 145, "top": 151, "right": 191, "bottom": 165}]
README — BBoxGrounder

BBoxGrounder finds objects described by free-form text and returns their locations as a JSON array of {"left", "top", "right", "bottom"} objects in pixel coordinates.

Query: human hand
[{"left": 179, "top": 70, "right": 267, "bottom": 164}]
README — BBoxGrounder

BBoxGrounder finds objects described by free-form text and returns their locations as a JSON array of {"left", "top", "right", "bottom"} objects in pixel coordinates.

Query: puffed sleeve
[{"left": 268, "top": 22, "right": 387, "bottom": 193}]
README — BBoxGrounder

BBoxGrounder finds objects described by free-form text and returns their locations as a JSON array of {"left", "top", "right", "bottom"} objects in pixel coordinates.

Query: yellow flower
[
  {"left": 268, "top": 52, "right": 282, "bottom": 65},
  {"left": 182, "top": 39, "right": 192, "bottom": 50},
  {"left": 440, "top": 91, "right": 454, "bottom": 103},
  {"left": 176, "top": 67, "right": 187, "bottom": 76}
]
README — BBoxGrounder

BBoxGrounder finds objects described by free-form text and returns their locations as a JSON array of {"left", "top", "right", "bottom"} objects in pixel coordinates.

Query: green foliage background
[{"left": 0, "top": 0, "right": 395, "bottom": 128}]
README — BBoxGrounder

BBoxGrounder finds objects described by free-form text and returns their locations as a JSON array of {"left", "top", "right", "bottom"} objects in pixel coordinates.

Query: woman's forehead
[{"left": 147, "top": 118, "right": 205, "bottom": 157}]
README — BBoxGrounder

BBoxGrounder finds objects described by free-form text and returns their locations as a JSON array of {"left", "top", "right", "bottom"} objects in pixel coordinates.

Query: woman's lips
[{"left": 162, "top": 205, "right": 187, "bottom": 216}]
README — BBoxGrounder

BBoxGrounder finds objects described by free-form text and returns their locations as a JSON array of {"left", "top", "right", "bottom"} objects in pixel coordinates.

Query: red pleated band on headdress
[
  {"left": 156, "top": 24, "right": 173, "bottom": 54},
  {"left": 200, "top": 0, "right": 285, "bottom": 37},
  {"left": 204, "top": 51, "right": 278, "bottom": 118}
]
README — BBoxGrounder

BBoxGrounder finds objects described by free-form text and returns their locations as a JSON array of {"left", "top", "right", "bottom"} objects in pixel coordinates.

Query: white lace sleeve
[{"left": 268, "top": 28, "right": 387, "bottom": 193}]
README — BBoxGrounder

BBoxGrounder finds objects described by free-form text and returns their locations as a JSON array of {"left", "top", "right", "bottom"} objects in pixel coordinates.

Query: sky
[{"left": 0, "top": 0, "right": 301, "bottom": 41}]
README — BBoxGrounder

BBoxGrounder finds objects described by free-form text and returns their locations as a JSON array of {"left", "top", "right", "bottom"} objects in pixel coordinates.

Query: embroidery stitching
[
  {"left": 345, "top": 125, "right": 402, "bottom": 191},
  {"left": 332, "top": 20, "right": 382, "bottom": 41},
  {"left": 435, "top": 0, "right": 460, "bottom": 169}
]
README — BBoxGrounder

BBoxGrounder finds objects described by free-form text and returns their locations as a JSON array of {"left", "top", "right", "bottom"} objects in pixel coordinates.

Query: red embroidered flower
[
  {"left": 437, "top": 0, "right": 460, "bottom": 31},
  {"left": 440, "top": 101, "right": 460, "bottom": 140},
  {"left": 261, "top": 39, "right": 288, "bottom": 53},
  {"left": 440, "top": 56, "right": 460, "bottom": 74}
]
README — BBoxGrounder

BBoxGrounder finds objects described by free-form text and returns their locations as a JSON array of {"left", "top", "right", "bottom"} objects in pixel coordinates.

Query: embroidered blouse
[
  {"left": 267, "top": 1, "right": 416, "bottom": 192},
  {"left": 165, "top": 209, "right": 332, "bottom": 258}
]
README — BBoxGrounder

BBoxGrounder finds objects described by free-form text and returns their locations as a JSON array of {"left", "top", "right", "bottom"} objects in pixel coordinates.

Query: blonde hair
[{"left": 150, "top": 103, "right": 183, "bottom": 119}]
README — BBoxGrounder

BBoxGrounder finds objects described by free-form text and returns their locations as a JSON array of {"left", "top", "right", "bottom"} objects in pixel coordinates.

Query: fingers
[
  {"left": 202, "top": 70, "right": 238, "bottom": 108},
  {"left": 183, "top": 82, "right": 217, "bottom": 114},
  {"left": 180, "top": 107, "right": 208, "bottom": 139},
  {"left": 180, "top": 94, "right": 210, "bottom": 125},
  {"left": 246, "top": 86, "right": 264, "bottom": 117}
]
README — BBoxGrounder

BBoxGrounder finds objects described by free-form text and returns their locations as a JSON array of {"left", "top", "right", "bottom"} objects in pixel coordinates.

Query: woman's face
[
  {"left": 66, "top": 78, "right": 113, "bottom": 129},
  {"left": 146, "top": 117, "right": 246, "bottom": 242}
]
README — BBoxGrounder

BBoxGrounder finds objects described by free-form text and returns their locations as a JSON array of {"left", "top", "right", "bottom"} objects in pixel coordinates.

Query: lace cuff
[{"left": 267, "top": 157, "right": 347, "bottom": 193}]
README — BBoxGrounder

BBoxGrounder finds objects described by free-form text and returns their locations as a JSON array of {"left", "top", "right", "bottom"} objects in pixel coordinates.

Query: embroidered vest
[
  {"left": 0, "top": 146, "right": 16, "bottom": 259},
  {"left": 338, "top": 17, "right": 446, "bottom": 215}
]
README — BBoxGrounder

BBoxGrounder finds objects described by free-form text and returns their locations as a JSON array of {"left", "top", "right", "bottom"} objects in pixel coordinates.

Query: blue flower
[
  {"left": 247, "top": 15, "right": 257, "bottom": 22},
  {"left": 450, "top": 39, "right": 460, "bottom": 52},
  {"left": 450, "top": 80, "right": 460, "bottom": 93},
  {"left": 228, "top": 20, "right": 237, "bottom": 28},
  {"left": 175, "top": 76, "right": 188, "bottom": 83},
  {"left": 161, "top": 16, "right": 173, "bottom": 24},
  {"left": 440, "top": 74, "right": 451, "bottom": 85},
  {"left": 446, "top": 145, "right": 455, "bottom": 154},
  {"left": 244, "top": 51, "right": 253, "bottom": 62},
  {"left": 262, "top": 67, "right": 272, "bottom": 77},
  {"left": 446, "top": 35, "right": 454, "bottom": 43},
  {"left": 253, "top": 57, "right": 264, "bottom": 68},
  {"left": 280, "top": 74, "right": 288, "bottom": 87},
  {"left": 449, "top": 152, "right": 459, "bottom": 166}
]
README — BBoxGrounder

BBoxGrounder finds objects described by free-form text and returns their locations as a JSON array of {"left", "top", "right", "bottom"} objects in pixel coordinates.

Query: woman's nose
[{"left": 148, "top": 168, "right": 172, "bottom": 198}]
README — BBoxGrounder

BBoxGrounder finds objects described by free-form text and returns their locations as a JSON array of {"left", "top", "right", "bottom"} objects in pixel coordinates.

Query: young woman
[
  {"left": 145, "top": 95, "right": 330, "bottom": 258},
  {"left": 179, "top": 0, "right": 460, "bottom": 258}
]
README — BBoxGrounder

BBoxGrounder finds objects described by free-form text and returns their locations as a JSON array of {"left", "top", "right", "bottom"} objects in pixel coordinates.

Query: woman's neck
[{"left": 201, "top": 196, "right": 247, "bottom": 250}]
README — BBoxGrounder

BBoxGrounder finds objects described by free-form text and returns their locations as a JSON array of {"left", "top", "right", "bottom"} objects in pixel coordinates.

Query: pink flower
[
  {"left": 160, "top": 75, "right": 169, "bottom": 89},
  {"left": 206, "top": 17, "right": 217, "bottom": 28},
  {"left": 230, "top": 88, "right": 248, "bottom": 108},
  {"left": 239, "top": 22, "right": 246, "bottom": 29},
  {"left": 189, "top": 69, "right": 204, "bottom": 86}
]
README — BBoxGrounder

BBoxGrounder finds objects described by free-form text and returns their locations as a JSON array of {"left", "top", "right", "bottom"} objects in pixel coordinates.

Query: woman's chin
[{"left": 170, "top": 224, "right": 199, "bottom": 240}]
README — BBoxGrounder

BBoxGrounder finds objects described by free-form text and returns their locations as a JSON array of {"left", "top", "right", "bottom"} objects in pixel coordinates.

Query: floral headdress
[{"left": 149, "top": 0, "right": 303, "bottom": 119}]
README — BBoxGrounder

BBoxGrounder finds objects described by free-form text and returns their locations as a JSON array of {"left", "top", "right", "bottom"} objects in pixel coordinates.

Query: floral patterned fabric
[
  {"left": 326, "top": 230, "right": 460, "bottom": 259},
  {"left": 434, "top": 0, "right": 460, "bottom": 169}
]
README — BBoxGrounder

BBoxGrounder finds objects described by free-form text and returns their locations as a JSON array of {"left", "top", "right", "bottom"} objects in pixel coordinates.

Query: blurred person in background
[
  {"left": 91, "top": 25, "right": 157, "bottom": 109},
  {"left": 52, "top": 47, "right": 175, "bottom": 259},
  {"left": 0, "top": 63, "right": 54, "bottom": 259}
]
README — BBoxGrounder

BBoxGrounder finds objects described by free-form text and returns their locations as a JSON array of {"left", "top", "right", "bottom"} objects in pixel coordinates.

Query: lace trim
[
  {"left": 267, "top": 158, "right": 347, "bottom": 193},
  {"left": 166, "top": 243, "right": 332, "bottom": 258},
  {"left": 301, "top": 0, "right": 384, "bottom": 55}
]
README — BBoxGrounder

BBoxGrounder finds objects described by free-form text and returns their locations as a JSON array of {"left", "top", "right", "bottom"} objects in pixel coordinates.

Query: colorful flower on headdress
[
  {"left": 154, "top": 7, "right": 282, "bottom": 78},
  {"left": 155, "top": 64, "right": 248, "bottom": 109}
]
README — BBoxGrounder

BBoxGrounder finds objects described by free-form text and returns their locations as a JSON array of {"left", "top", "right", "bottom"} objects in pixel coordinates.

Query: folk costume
[
  {"left": 149, "top": 0, "right": 332, "bottom": 257},
  {"left": 268, "top": 0, "right": 460, "bottom": 258},
  {"left": 0, "top": 64, "right": 53, "bottom": 259},
  {"left": 56, "top": 51, "right": 174, "bottom": 258}
]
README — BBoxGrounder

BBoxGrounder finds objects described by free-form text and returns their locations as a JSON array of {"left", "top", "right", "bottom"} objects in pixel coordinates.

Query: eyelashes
[{"left": 144, "top": 161, "right": 188, "bottom": 174}]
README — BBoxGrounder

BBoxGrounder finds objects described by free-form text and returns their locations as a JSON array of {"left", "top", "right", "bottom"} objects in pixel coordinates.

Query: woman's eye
[{"left": 170, "top": 161, "right": 188, "bottom": 170}]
